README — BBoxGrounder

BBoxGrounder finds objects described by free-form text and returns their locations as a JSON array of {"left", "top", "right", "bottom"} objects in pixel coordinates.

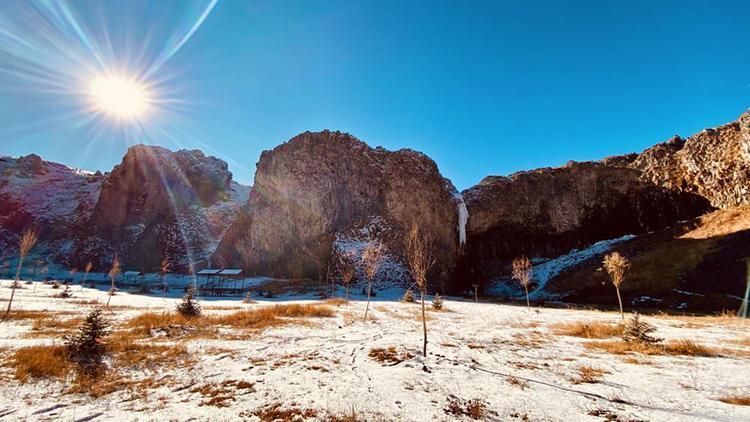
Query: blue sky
[{"left": 0, "top": 0, "right": 749, "bottom": 189}]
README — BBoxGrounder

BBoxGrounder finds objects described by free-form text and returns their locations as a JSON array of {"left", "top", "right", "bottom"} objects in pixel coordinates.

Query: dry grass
[
  {"left": 244, "top": 402, "right": 318, "bottom": 421},
  {"left": 682, "top": 205, "right": 750, "bottom": 239},
  {"left": 324, "top": 297, "right": 347, "bottom": 306},
  {"left": 585, "top": 339, "right": 720, "bottom": 357},
  {"left": 569, "top": 365, "right": 609, "bottom": 384},
  {"left": 191, "top": 379, "right": 255, "bottom": 407},
  {"left": 11, "top": 345, "right": 71, "bottom": 382},
  {"left": 108, "top": 336, "right": 193, "bottom": 370},
  {"left": 506, "top": 376, "right": 529, "bottom": 389},
  {"left": 444, "top": 395, "right": 486, "bottom": 420},
  {"left": 125, "top": 303, "right": 335, "bottom": 338},
  {"left": 368, "top": 347, "right": 413, "bottom": 365},
  {"left": 717, "top": 394, "right": 750, "bottom": 406},
  {"left": 27, "top": 316, "right": 85, "bottom": 337},
  {"left": 552, "top": 321, "right": 623, "bottom": 339}
]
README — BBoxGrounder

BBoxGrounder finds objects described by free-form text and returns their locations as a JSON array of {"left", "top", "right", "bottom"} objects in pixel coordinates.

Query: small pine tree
[
  {"left": 402, "top": 288, "right": 416, "bottom": 303},
  {"left": 621, "top": 313, "right": 661, "bottom": 344},
  {"left": 176, "top": 285, "right": 202, "bottom": 318},
  {"left": 65, "top": 308, "right": 109, "bottom": 374},
  {"left": 432, "top": 293, "right": 444, "bottom": 310}
]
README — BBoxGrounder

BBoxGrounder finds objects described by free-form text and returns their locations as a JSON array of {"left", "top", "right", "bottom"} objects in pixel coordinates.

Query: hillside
[{"left": 545, "top": 206, "right": 750, "bottom": 312}]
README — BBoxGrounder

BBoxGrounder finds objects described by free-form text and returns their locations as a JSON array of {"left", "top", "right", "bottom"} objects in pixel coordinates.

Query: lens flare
[{"left": 88, "top": 75, "right": 153, "bottom": 120}]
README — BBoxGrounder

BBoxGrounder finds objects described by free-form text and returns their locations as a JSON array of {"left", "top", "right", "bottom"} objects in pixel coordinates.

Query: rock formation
[
  {"left": 460, "top": 110, "right": 750, "bottom": 293},
  {"left": 213, "top": 130, "right": 462, "bottom": 288}
]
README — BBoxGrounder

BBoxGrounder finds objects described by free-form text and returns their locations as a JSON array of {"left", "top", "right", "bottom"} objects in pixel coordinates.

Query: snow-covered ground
[
  {"left": 1, "top": 279, "right": 749, "bottom": 421},
  {"left": 489, "top": 235, "right": 635, "bottom": 300}
]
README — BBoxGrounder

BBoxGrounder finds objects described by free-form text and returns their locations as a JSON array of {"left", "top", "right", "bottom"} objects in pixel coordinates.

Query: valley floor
[{"left": 0, "top": 281, "right": 749, "bottom": 421}]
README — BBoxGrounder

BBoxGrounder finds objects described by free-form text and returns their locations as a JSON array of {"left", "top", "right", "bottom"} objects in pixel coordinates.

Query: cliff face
[
  {"left": 72, "top": 145, "right": 249, "bottom": 271},
  {"left": 458, "top": 162, "right": 712, "bottom": 287},
  {"left": 459, "top": 111, "right": 750, "bottom": 290},
  {"left": 0, "top": 154, "right": 103, "bottom": 258},
  {"left": 632, "top": 111, "right": 750, "bottom": 208},
  {"left": 213, "top": 130, "right": 462, "bottom": 287}
]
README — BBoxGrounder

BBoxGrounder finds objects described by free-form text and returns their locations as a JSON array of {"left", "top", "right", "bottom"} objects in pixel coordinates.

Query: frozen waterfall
[{"left": 454, "top": 193, "right": 469, "bottom": 246}]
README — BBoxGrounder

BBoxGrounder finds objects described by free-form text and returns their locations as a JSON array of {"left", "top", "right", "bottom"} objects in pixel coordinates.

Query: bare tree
[
  {"left": 335, "top": 249, "right": 356, "bottom": 305},
  {"left": 3, "top": 229, "right": 38, "bottom": 320},
  {"left": 81, "top": 262, "right": 93, "bottom": 292},
  {"left": 512, "top": 256, "right": 533, "bottom": 310},
  {"left": 362, "top": 239, "right": 384, "bottom": 321},
  {"left": 405, "top": 223, "right": 435, "bottom": 362},
  {"left": 106, "top": 256, "right": 121, "bottom": 309},
  {"left": 160, "top": 258, "right": 171, "bottom": 298},
  {"left": 603, "top": 252, "right": 630, "bottom": 321}
]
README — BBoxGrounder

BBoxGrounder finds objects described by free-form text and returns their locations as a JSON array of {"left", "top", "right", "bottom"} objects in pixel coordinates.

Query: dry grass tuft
[
  {"left": 569, "top": 365, "right": 609, "bottom": 384},
  {"left": 506, "top": 376, "right": 530, "bottom": 389},
  {"left": 368, "top": 347, "right": 413, "bottom": 365},
  {"left": 325, "top": 297, "right": 347, "bottom": 306},
  {"left": 585, "top": 339, "right": 720, "bottom": 357},
  {"left": 108, "top": 336, "right": 192, "bottom": 370},
  {"left": 552, "top": 321, "right": 623, "bottom": 339},
  {"left": 444, "top": 395, "right": 486, "bottom": 420},
  {"left": 11, "top": 345, "right": 71, "bottom": 382},
  {"left": 245, "top": 402, "right": 318, "bottom": 421},
  {"left": 717, "top": 394, "right": 750, "bottom": 406}
]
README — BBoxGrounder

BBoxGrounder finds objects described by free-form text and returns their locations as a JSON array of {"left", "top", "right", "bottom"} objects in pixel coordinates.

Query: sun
[{"left": 88, "top": 74, "right": 153, "bottom": 120}]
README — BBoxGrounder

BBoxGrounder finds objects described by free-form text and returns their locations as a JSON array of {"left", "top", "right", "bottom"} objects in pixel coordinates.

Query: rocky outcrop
[
  {"left": 458, "top": 161, "right": 712, "bottom": 288},
  {"left": 71, "top": 145, "right": 249, "bottom": 271},
  {"left": 632, "top": 111, "right": 750, "bottom": 208},
  {"left": 213, "top": 131, "right": 461, "bottom": 287},
  {"left": 0, "top": 154, "right": 103, "bottom": 254},
  {"left": 460, "top": 110, "right": 750, "bottom": 291}
]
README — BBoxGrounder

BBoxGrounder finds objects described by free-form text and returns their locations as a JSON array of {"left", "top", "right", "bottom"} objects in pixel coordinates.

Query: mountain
[
  {"left": 468, "top": 110, "right": 750, "bottom": 309},
  {"left": 212, "top": 130, "right": 463, "bottom": 289},
  {"left": 0, "top": 154, "right": 104, "bottom": 263},
  {"left": 0, "top": 147, "right": 250, "bottom": 272},
  {"left": 2, "top": 110, "right": 748, "bottom": 310}
]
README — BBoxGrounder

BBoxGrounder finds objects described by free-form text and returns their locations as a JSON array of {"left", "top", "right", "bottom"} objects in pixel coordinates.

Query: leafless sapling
[
  {"left": 362, "top": 239, "right": 384, "bottom": 321},
  {"left": 106, "top": 256, "right": 121, "bottom": 309},
  {"left": 160, "top": 257, "right": 171, "bottom": 298},
  {"left": 511, "top": 256, "right": 533, "bottom": 310},
  {"left": 81, "top": 262, "right": 93, "bottom": 292},
  {"left": 405, "top": 223, "right": 435, "bottom": 362},
  {"left": 3, "top": 229, "right": 38, "bottom": 320},
  {"left": 603, "top": 252, "right": 630, "bottom": 321}
]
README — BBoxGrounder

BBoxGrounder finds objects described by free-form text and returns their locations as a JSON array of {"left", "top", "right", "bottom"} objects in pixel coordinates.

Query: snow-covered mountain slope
[
  {"left": 0, "top": 149, "right": 251, "bottom": 273},
  {"left": 0, "top": 154, "right": 104, "bottom": 255},
  {"left": 488, "top": 235, "right": 635, "bottom": 300}
]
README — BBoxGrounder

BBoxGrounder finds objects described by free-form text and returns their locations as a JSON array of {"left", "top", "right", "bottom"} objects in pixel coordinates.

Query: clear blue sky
[{"left": 1, "top": 0, "right": 749, "bottom": 189}]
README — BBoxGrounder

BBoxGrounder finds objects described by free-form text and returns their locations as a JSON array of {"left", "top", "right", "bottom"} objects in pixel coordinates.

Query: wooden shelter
[{"left": 196, "top": 268, "right": 247, "bottom": 296}]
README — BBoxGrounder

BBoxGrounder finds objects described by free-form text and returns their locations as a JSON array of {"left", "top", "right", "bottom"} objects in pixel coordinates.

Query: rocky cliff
[
  {"left": 71, "top": 145, "right": 250, "bottom": 271},
  {"left": 213, "top": 130, "right": 462, "bottom": 288},
  {"left": 0, "top": 147, "right": 249, "bottom": 273},
  {"left": 462, "top": 110, "right": 750, "bottom": 295}
]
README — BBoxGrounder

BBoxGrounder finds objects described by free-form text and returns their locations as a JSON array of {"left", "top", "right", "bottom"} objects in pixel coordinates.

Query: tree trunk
[
  {"left": 474, "top": 285, "right": 478, "bottom": 303},
  {"left": 106, "top": 276, "right": 115, "bottom": 308},
  {"left": 524, "top": 285, "right": 530, "bottom": 310},
  {"left": 81, "top": 271, "right": 89, "bottom": 293},
  {"left": 615, "top": 287, "right": 624, "bottom": 321},
  {"left": 420, "top": 290, "right": 428, "bottom": 358},
  {"left": 364, "top": 278, "right": 372, "bottom": 321},
  {"left": 3, "top": 257, "right": 24, "bottom": 320},
  {"left": 345, "top": 283, "right": 349, "bottom": 305}
]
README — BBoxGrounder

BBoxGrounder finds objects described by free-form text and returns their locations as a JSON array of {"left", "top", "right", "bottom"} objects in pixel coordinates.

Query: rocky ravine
[{"left": 213, "top": 130, "right": 463, "bottom": 288}]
